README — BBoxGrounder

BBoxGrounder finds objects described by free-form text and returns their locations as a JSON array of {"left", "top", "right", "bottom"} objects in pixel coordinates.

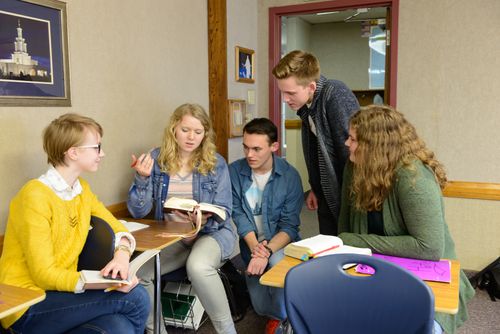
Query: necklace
[{"left": 175, "top": 172, "right": 192, "bottom": 181}]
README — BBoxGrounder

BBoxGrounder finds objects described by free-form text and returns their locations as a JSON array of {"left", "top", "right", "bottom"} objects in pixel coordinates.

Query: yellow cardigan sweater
[{"left": 0, "top": 178, "right": 127, "bottom": 328}]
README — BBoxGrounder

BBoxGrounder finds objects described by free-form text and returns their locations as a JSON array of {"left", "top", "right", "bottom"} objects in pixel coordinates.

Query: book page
[
  {"left": 128, "top": 249, "right": 160, "bottom": 277},
  {"left": 164, "top": 197, "right": 197, "bottom": 211},
  {"left": 198, "top": 203, "right": 227, "bottom": 220},
  {"left": 164, "top": 197, "right": 227, "bottom": 221}
]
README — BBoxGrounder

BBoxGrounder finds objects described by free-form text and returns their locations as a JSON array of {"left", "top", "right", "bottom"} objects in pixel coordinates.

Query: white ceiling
[{"left": 293, "top": 7, "right": 387, "bottom": 24}]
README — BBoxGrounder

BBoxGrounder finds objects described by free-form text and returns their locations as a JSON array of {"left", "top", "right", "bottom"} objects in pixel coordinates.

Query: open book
[
  {"left": 284, "top": 234, "right": 344, "bottom": 261},
  {"left": 80, "top": 249, "right": 160, "bottom": 285},
  {"left": 163, "top": 197, "right": 227, "bottom": 221}
]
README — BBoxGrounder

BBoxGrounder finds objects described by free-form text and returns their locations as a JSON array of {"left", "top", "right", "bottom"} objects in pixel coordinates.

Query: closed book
[
  {"left": 315, "top": 245, "right": 372, "bottom": 257},
  {"left": 284, "top": 234, "right": 343, "bottom": 261},
  {"left": 81, "top": 248, "right": 160, "bottom": 285}
]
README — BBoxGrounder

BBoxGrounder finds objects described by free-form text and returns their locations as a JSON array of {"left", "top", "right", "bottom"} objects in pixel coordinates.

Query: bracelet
[
  {"left": 263, "top": 245, "right": 273, "bottom": 258},
  {"left": 114, "top": 244, "right": 132, "bottom": 257}
]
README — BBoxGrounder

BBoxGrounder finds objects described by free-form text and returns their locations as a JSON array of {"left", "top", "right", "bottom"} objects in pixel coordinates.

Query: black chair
[
  {"left": 285, "top": 254, "right": 435, "bottom": 334},
  {"left": 77, "top": 216, "right": 115, "bottom": 271}
]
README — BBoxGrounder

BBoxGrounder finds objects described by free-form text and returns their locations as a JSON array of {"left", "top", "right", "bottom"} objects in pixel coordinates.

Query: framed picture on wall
[
  {"left": 0, "top": 0, "right": 70, "bottom": 106},
  {"left": 235, "top": 46, "right": 254, "bottom": 83},
  {"left": 228, "top": 99, "right": 246, "bottom": 137}
]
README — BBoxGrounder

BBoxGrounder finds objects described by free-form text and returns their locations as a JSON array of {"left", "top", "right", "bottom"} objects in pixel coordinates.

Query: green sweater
[{"left": 338, "top": 161, "right": 474, "bottom": 334}]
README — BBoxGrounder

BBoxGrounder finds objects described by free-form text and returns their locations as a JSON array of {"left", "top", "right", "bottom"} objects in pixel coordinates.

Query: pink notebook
[{"left": 355, "top": 254, "right": 451, "bottom": 283}]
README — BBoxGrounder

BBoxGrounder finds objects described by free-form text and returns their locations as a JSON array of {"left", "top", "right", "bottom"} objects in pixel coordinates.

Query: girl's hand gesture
[{"left": 131, "top": 151, "right": 154, "bottom": 178}]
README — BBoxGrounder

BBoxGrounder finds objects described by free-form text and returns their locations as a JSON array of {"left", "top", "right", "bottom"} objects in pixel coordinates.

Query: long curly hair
[
  {"left": 157, "top": 103, "right": 217, "bottom": 175},
  {"left": 349, "top": 105, "right": 447, "bottom": 211}
]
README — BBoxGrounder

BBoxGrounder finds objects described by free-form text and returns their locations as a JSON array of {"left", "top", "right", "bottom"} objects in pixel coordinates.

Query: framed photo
[
  {"left": 228, "top": 99, "right": 246, "bottom": 137},
  {"left": 0, "top": 0, "right": 70, "bottom": 106},
  {"left": 235, "top": 46, "right": 254, "bottom": 83}
]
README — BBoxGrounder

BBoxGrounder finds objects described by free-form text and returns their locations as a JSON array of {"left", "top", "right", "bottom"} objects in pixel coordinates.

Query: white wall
[
  {"left": 0, "top": 0, "right": 209, "bottom": 231},
  {"left": 226, "top": 0, "right": 259, "bottom": 163}
]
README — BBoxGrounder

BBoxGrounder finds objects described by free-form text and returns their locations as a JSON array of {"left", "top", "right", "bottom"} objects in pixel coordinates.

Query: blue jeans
[
  {"left": 9, "top": 286, "right": 150, "bottom": 334},
  {"left": 245, "top": 248, "right": 286, "bottom": 321}
]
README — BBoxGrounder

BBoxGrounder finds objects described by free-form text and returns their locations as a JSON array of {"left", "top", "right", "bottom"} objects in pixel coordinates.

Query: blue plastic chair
[{"left": 284, "top": 254, "right": 435, "bottom": 334}]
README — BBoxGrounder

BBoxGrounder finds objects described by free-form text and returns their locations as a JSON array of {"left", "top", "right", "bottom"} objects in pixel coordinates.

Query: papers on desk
[
  {"left": 119, "top": 220, "right": 150, "bottom": 233},
  {"left": 355, "top": 254, "right": 451, "bottom": 283}
]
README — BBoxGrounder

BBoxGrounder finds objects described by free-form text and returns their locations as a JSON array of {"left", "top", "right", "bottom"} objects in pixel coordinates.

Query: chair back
[
  {"left": 284, "top": 254, "right": 435, "bottom": 334},
  {"left": 77, "top": 216, "right": 115, "bottom": 271}
]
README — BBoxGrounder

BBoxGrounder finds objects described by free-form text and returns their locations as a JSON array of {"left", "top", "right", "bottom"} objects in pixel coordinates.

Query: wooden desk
[
  {"left": 130, "top": 219, "right": 193, "bottom": 334},
  {"left": 132, "top": 219, "right": 192, "bottom": 251},
  {"left": 260, "top": 256, "right": 461, "bottom": 315},
  {"left": 0, "top": 284, "right": 45, "bottom": 319}
]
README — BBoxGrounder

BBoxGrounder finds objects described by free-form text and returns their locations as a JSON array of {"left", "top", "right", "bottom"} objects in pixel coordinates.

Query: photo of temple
[{"left": 0, "top": 19, "right": 51, "bottom": 83}]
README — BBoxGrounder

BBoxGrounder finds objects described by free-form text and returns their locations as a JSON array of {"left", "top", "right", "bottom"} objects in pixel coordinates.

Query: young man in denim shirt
[{"left": 229, "top": 118, "right": 303, "bottom": 334}]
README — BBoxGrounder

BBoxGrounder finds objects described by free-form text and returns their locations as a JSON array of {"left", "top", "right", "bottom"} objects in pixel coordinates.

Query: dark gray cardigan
[{"left": 297, "top": 76, "right": 359, "bottom": 224}]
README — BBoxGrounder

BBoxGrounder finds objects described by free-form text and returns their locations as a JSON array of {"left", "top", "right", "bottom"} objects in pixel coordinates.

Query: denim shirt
[
  {"left": 229, "top": 155, "right": 303, "bottom": 263},
  {"left": 127, "top": 148, "right": 236, "bottom": 260}
]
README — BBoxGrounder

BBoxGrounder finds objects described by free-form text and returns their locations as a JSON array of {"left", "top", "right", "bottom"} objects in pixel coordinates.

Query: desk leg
[{"left": 154, "top": 253, "right": 161, "bottom": 334}]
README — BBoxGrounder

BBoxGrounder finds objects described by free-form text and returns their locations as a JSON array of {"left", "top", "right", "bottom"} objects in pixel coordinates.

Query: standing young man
[
  {"left": 272, "top": 50, "right": 359, "bottom": 236},
  {"left": 229, "top": 118, "right": 303, "bottom": 334}
]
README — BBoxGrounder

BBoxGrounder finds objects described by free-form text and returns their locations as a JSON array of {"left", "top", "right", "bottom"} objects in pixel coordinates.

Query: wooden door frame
[
  {"left": 208, "top": 0, "right": 229, "bottom": 160},
  {"left": 269, "top": 0, "right": 399, "bottom": 142}
]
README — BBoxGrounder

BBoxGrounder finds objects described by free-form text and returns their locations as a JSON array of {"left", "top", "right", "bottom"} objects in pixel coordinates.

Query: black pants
[{"left": 316, "top": 192, "right": 338, "bottom": 236}]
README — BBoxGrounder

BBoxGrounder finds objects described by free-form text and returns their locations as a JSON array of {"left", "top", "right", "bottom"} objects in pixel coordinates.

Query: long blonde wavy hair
[
  {"left": 157, "top": 103, "right": 217, "bottom": 175},
  {"left": 349, "top": 105, "right": 447, "bottom": 211}
]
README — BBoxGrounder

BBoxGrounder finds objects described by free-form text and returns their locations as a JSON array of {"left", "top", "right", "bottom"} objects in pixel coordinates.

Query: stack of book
[{"left": 284, "top": 234, "right": 371, "bottom": 261}]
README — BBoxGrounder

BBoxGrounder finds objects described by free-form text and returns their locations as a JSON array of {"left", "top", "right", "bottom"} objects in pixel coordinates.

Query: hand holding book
[{"left": 157, "top": 205, "right": 203, "bottom": 239}]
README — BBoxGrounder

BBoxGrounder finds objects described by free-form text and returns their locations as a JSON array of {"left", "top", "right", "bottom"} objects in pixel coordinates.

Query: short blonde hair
[
  {"left": 272, "top": 50, "right": 320, "bottom": 86},
  {"left": 157, "top": 103, "right": 217, "bottom": 175},
  {"left": 43, "top": 113, "right": 103, "bottom": 167}
]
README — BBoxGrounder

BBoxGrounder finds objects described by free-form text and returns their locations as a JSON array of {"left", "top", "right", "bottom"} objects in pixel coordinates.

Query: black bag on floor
[
  {"left": 218, "top": 259, "right": 251, "bottom": 322},
  {"left": 470, "top": 257, "right": 500, "bottom": 301}
]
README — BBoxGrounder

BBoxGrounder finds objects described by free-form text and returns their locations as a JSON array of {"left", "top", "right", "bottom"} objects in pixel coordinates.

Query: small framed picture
[
  {"left": 228, "top": 99, "right": 246, "bottom": 137},
  {"left": 235, "top": 46, "right": 254, "bottom": 83},
  {"left": 0, "top": 0, "right": 70, "bottom": 106}
]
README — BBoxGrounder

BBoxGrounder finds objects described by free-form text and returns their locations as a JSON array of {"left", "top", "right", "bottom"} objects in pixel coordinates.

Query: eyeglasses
[{"left": 76, "top": 143, "right": 101, "bottom": 154}]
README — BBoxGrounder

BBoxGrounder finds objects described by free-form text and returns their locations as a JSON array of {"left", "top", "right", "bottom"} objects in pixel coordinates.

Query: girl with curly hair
[
  {"left": 127, "top": 103, "right": 236, "bottom": 334},
  {"left": 339, "top": 105, "right": 474, "bottom": 334}
]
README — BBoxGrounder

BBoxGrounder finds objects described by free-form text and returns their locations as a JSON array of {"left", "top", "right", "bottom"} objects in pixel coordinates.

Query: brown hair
[
  {"left": 272, "top": 50, "right": 320, "bottom": 86},
  {"left": 157, "top": 103, "right": 217, "bottom": 175},
  {"left": 349, "top": 105, "right": 447, "bottom": 211},
  {"left": 43, "top": 113, "right": 103, "bottom": 167}
]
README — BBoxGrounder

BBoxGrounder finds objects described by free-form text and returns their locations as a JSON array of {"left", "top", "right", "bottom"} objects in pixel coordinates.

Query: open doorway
[{"left": 268, "top": 0, "right": 399, "bottom": 156}]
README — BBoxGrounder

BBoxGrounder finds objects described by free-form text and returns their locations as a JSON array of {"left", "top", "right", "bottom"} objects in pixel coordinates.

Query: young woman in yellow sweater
[{"left": 0, "top": 114, "right": 149, "bottom": 334}]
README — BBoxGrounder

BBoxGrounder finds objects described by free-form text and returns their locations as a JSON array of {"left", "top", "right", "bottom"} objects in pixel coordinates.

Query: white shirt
[
  {"left": 245, "top": 170, "right": 272, "bottom": 241},
  {"left": 307, "top": 102, "right": 317, "bottom": 136}
]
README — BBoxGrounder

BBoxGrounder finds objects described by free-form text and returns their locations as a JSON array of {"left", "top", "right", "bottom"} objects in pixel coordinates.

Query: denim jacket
[
  {"left": 229, "top": 155, "right": 303, "bottom": 263},
  {"left": 127, "top": 148, "right": 236, "bottom": 260}
]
